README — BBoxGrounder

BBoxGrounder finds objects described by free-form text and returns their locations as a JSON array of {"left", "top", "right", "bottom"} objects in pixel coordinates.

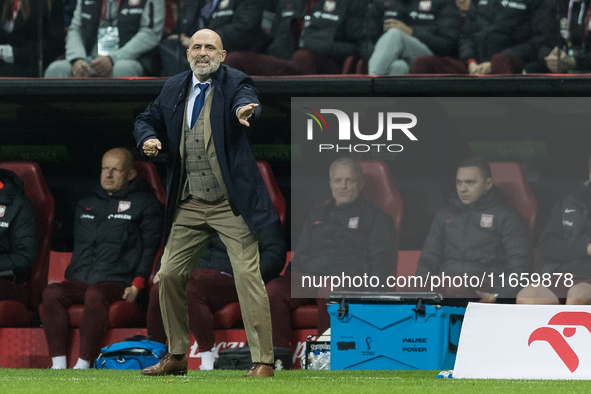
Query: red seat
[
  {"left": 341, "top": 55, "right": 368, "bottom": 75},
  {"left": 163, "top": 0, "right": 175, "bottom": 37},
  {"left": 292, "top": 160, "right": 404, "bottom": 329},
  {"left": 212, "top": 302, "right": 243, "bottom": 329},
  {"left": 356, "top": 58, "right": 368, "bottom": 74},
  {"left": 40, "top": 163, "right": 166, "bottom": 328},
  {"left": 489, "top": 162, "right": 538, "bottom": 239},
  {"left": 280, "top": 251, "right": 319, "bottom": 329},
  {"left": 47, "top": 251, "right": 70, "bottom": 284},
  {"left": 256, "top": 160, "right": 287, "bottom": 232},
  {"left": 291, "top": 304, "right": 318, "bottom": 328},
  {"left": 133, "top": 161, "right": 166, "bottom": 206},
  {"left": 0, "top": 162, "right": 55, "bottom": 327},
  {"left": 359, "top": 160, "right": 403, "bottom": 246},
  {"left": 212, "top": 161, "right": 287, "bottom": 329},
  {"left": 342, "top": 55, "right": 359, "bottom": 74},
  {"left": 395, "top": 250, "right": 422, "bottom": 291},
  {"left": 280, "top": 251, "right": 293, "bottom": 276}
]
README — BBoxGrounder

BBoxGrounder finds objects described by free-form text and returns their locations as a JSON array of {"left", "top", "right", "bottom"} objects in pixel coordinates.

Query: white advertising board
[{"left": 454, "top": 303, "right": 591, "bottom": 379}]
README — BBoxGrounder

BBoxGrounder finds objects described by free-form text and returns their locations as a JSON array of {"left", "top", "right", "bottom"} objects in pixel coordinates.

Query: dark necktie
[
  {"left": 190, "top": 83, "right": 209, "bottom": 129},
  {"left": 199, "top": 0, "right": 214, "bottom": 29}
]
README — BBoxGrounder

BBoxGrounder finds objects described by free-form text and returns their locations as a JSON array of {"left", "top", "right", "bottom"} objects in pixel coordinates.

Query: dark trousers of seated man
[
  {"left": 147, "top": 268, "right": 238, "bottom": 351},
  {"left": 411, "top": 53, "right": 526, "bottom": 74},
  {"left": 42, "top": 280, "right": 127, "bottom": 361},
  {"left": 0, "top": 277, "right": 28, "bottom": 304},
  {"left": 224, "top": 49, "right": 341, "bottom": 77},
  {"left": 266, "top": 273, "right": 330, "bottom": 349}
]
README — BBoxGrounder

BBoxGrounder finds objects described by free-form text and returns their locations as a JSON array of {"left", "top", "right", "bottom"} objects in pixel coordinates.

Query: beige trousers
[{"left": 158, "top": 196, "right": 274, "bottom": 363}]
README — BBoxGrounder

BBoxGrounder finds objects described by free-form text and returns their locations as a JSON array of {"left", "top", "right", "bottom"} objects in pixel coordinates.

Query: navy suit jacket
[{"left": 133, "top": 64, "right": 278, "bottom": 238}]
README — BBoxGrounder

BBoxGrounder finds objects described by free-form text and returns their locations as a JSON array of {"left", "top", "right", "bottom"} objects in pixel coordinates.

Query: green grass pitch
[{"left": 2, "top": 369, "right": 591, "bottom": 394}]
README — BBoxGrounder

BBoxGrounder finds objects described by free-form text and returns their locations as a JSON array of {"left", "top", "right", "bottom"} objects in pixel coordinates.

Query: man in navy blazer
[{"left": 134, "top": 29, "right": 277, "bottom": 378}]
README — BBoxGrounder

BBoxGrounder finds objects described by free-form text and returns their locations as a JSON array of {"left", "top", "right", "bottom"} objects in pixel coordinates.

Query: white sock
[
  {"left": 199, "top": 350, "right": 215, "bottom": 370},
  {"left": 51, "top": 356, "right": 67, "bottom": 370},
  {"left": 73, "top": 358, "right": 91, "bottom": 369}
]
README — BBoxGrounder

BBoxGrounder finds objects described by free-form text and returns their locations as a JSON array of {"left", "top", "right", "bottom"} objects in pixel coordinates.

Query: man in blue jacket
[{"left": 135, "top": 29, "right": 278, "bottom": 378}]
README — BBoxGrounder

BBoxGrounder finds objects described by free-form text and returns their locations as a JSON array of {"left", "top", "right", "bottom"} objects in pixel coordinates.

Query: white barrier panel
[{"left": 454, "top": 303, "right": 591, "bottom": 379}]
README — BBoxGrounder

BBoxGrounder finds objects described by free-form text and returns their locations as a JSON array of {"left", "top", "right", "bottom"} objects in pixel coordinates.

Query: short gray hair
[{"left": 329, "top": 157, "right": 363, "bottom": 180}]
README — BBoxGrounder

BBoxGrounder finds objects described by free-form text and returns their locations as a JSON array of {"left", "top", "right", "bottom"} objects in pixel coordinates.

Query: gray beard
[{"left": 190, "top": 57, "right": 221, "bottom": 79}]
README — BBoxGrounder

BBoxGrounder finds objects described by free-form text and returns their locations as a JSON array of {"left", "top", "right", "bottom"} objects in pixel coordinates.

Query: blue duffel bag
[{"left": 95, "top": 335, "right": 167, "bottom": 370}]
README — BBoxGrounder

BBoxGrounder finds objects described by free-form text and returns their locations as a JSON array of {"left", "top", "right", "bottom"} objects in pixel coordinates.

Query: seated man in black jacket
[
  {"left": 517, "top": 156, "right": 591, "bottom": 305},
  {"left": 0, "top": 169, "right": 36, "bottom": 305},
  {"left": 224, "top": 0, "right": 369, "bottom": 75},
  {"left": 415, "top": 157, "right": 531, "bottom": 301},
  {"left": 159, "top": 0, "right": 264, "bottom": 76},
  {"left": 524, "top": 0, "right": 591, "bottom": 74},
  {"left": 146, "top": 222, "right": 285, "bottom": 370},
  {"left": 266, "top": 157, "right": 397, "bottom": 350},
  {"left": 411, "top": 0, "right": 556, "bottom": 74},
  {"left": 42, "top": 148, "right": 163, "bottom": 369},
  {"left": 368, "top": 0, "right": 462, "bottom": 75}
]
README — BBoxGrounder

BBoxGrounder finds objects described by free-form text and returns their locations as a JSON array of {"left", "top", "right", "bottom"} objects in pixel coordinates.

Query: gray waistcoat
[{"left": 179, "top": 87, "right": 228, "bottom": 202}]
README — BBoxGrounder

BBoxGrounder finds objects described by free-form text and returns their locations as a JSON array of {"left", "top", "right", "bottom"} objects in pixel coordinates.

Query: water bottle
[{"left": 437, "top": 370, "right": 453, "bottom": 378}]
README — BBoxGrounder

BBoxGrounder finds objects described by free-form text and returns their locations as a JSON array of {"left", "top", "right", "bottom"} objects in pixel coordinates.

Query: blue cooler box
[{"left": 328, "top": 292, "right": 466, "bottom": 370}]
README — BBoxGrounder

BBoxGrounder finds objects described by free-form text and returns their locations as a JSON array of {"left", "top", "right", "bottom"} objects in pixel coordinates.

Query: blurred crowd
[{"left": 0, "top": 0, "right": 587, "bottom": 78}]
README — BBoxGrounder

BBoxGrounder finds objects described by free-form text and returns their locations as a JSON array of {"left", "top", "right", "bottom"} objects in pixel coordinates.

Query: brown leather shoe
[
  {"left": 141, "top": 353, "right": 188, "bottom": 376},
  {"left": 243, "top": 362, "right": 274, "bottom": 377}
]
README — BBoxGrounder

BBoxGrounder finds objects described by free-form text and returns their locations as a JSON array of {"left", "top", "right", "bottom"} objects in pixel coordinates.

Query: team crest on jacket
[
  {"left": 419, "top": 0, "right": 432, "bottom": 11},
  {"left": 480, "top": 214, "right": 493, "bottom": 228},
  {"left": 324, "top": 0, "right": 336, "bottom": 12},
  {"left": 348, "top": 217, "right": 359, "bottom": 229},
  {"left": 118, "top": 201, "right": 131, "bottom": 212},
  {"left": 129, "top": 0, "right": 140, "bottom": 6},
  {"left": 0, "top": 205, "right": 4, "bottom": 217},
  {"left": 219, "top": 0, "right": 230, "bottom": 9}
]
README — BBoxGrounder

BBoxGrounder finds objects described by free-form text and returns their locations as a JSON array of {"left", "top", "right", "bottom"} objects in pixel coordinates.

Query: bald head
[
  {"left": 100, "top": 148, "right": 136, "bottom": 195},
  {"left": 192, "top": 29, "right": 223, "bottom": 50},
  {"left": 187, "top": 29, "right": 226, "bottom": 81},
  {"left": 106, "top": 148, "right": 134, "bottom": 170}
]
